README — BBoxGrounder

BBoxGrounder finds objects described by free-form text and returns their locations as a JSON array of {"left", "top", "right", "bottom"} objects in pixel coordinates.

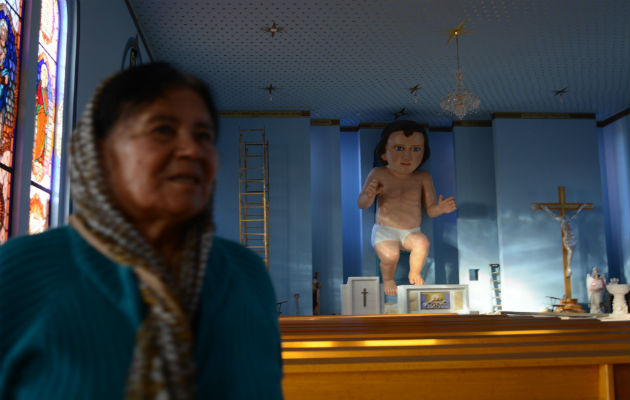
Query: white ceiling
[{"left": 128, "top": 0, "right": 629, "bottom": 127}]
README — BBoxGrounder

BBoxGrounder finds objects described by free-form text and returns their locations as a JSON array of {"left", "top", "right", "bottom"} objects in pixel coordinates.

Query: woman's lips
[{"left": 168, "top": 174, "right": 201, "bottom": 184}]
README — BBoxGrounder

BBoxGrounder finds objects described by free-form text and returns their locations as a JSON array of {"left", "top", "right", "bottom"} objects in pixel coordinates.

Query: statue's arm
[
  {"left": 357, "top": 169, "right": 380, "bottom": 209},
  {"left": 568, "top": 203, "right": 588, "bottom": 221},
  {"left": 540, "top": 205, "right": 562, "bottom": 222},
  {"left": 422, "top": 172, "right": 457, "bottom": 218}
]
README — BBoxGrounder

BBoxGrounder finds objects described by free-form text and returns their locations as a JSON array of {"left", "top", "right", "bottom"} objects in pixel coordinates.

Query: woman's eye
[
  {"left": 395, "top": 146, "right": 403, "bottom": 151},
  {"left": 413, "top": 147, "right": 422, "bottom": 152},
  {"left": 152, "top": 125, "right": 175, "bottom": 136},
  {"left": 195, "top": 130, "right": 214, "bottom": 142}
]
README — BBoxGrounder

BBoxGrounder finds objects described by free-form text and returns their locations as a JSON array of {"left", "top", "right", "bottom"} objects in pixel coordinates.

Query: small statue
[
  {"left": 586, "top": 267, "right": 606, "bottom": 313},
  {"left": 312, "top": 272, "right": 322, "bottom": 315},
  {"left": 294, "top": 293, "right": 300, "bottom": 315}
]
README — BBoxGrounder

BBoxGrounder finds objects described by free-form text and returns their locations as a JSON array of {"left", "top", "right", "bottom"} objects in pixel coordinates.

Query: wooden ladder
[{"left": 238, "top": 128, "right": 270, "bottom": 268}]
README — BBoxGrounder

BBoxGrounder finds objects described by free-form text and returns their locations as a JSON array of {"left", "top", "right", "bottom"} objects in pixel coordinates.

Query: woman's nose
[{"left": 175, "top": 131, "right": 203, "bottom": 157}]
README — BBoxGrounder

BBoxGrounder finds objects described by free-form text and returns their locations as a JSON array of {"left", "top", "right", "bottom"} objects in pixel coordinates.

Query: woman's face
[{"left": 100, "top": 88, "right": 218, "bottom": 226}]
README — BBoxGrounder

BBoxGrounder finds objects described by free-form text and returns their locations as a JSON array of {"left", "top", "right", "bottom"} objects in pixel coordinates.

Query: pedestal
[
  {"left": 397, "top": 284, "right": 470, "bottom": 314},
  {"left": 556, "top": 298, "right": 585, "bottom": 313},
  {"left": 605, "top": 283, "right": 630, "bottom": 320},
  {"left": 341, "top": 277, "right": 384, "bottom": 315}
]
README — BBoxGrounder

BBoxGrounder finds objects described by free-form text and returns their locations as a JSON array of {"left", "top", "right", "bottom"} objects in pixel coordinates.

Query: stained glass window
[
  {"left": 29, "top": 0, "right": 66, "bottom": 234},
  {"left": 0, "top": 1, "right": 22, "bottom": 242}
]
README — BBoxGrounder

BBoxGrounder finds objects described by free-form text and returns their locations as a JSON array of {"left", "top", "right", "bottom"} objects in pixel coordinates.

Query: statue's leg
[
  {"left": 374, "top": 241, "right": 401, "bottom": 296},
  {"left": 403, "top": 231, "right": 430, "bottom": 285}
]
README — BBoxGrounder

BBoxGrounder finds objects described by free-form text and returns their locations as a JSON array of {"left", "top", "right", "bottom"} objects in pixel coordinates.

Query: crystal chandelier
[{"left": 440, "top": 29, "right": 479, "bottom": 119}]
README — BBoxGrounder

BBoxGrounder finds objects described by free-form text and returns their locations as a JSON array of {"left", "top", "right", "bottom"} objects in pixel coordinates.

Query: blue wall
[
  {"left": 311, "top": 124, "right": 343, "bottom": 315},
  {"left": 598, "top": 115, "right": 630, "bottom": 284},
  {"left": 493, "top": 117, "right": 607, "bottom": 311},
  {"left": 358, "top": 127, "right": 382, "bottom": 278},
  {"left": 453, "top": 125, "right": 500, "bottom": 312},
  {"left": 425, "top": 130, "right": 459, "bottom": 284},
  {"left": 76, "top": 1, "right": 149, "bottom": 116},
  {"left": 215, "top": 117, "right": 312, "bottom": 315},
  {"left": 340, "top": 130, "right": 363, "bottom": 282}
]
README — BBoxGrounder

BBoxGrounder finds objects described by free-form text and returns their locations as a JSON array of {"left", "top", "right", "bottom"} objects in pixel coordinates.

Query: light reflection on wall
[
  {"left": 493, "top": 118, "right": 607, "bottom": 312},
  {"left": 500, "top": 210, "right": 570, "bottom": 311},
  {"left": 453, "top": 125, "right": 499, "bottom": 313}
]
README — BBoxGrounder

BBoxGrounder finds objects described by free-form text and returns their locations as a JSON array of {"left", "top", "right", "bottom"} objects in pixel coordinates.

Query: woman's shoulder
[
  {"left": 210, "top": 236, "right": 267, "bottom": 272},
  {"left": 199, "top": 237, "right": 276, "bottom": 332},
  {"left": 0, "top": 225, "right": 74, "bottom": 265},
  {"left": 0, "top": 226, "right": 78, "bottom": 301},
  {"left": 206, "top": 236, "right": 273, "bottom": 300},
  {"left": 0, "top": 227, "right": 77, "bottom": 341}
]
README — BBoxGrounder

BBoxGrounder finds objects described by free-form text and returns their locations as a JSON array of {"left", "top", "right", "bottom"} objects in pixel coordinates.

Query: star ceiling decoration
[
  {"left": 553, "top": 87, "right": 568, "bottom": 102},
  {"left": 394, "top": 107, "right": 407, "bottom": 120},
  {"left": 409, "top": 84, "right": 421, "bottom": 104},
  {"left": 264, "top": 84, "right": 276, "bottom": 101},
  {"left": 444, "top": 19, "right": 470, "bottom": 44},
  {"left": 263, "top": 21, "right": 285, "bottom": 38}
]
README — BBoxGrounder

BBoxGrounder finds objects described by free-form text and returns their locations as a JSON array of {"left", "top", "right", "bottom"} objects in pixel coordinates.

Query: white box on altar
[
  {"left": 397, "top": 284, "right": 470, "bottom": 314},
  {"left": 341, "top": 277, "right": 384, "bottom": 315}
]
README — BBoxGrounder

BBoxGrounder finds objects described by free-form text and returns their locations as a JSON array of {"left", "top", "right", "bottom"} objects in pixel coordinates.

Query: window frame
[{"left": 8, "top": 0, "right": 76, "bottom": 239}]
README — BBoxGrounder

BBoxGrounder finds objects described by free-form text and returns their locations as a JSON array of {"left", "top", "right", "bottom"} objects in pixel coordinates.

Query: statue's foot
[
  {"left": 409, "top": 273, "right": 424, "bottom": 285},
  {"left": 383, "top": 280, "right": 397, "bottom": 296}
]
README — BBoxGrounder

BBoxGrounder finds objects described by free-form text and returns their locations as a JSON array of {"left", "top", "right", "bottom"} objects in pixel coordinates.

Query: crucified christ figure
[
  {"left": 538, "top": 203, "right": 587, "bottom": 278},
  {"left": 532, "top": 186, "right": 593, "bottom": 312}
]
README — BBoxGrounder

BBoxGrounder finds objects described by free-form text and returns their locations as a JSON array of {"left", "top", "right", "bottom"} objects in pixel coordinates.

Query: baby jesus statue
[{"left": 357, "top": 120, "right": 457, "bottom": 296}]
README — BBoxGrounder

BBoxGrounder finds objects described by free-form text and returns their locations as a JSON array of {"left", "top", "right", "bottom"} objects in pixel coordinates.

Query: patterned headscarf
[{"left": 68, "top": 78, "right": 215, "bottom": 399}]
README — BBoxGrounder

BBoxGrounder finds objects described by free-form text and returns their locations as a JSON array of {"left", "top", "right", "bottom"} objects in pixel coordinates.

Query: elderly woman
[{"left": 0, "top": 63, "right": 283, "bottom": 399}]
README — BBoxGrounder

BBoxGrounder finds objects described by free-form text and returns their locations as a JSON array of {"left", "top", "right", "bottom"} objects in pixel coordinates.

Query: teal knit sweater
[{"left": 0, "top": 226, "right": 283, "bottom": 399}]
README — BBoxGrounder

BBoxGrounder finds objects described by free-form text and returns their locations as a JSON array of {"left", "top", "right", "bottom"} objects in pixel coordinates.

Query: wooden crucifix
[
  {"left": 361, "top": 288, "right": 368, "bottom": 307},
  {"left": 531, "top": 186, "right": 593, "bottom": 313}
]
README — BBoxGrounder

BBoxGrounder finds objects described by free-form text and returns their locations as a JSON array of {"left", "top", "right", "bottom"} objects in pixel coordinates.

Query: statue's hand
[
  {"left": 365, "top": 180, "right": 379, "bottom": 198},
  {"left": 437, "top": 195, "right": 457, "bottom": 214},
  {"left": 358, "top": 178, "right": 380, "bottom": 209}
]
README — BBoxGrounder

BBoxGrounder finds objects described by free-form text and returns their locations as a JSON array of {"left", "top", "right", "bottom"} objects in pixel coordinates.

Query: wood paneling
[{"left": 280, "top": 313, "right": 630, "bottom": 400}]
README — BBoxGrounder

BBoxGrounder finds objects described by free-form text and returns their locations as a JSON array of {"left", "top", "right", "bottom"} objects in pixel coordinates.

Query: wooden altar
[{"left": 280, "top": 313, "right": 630, "bottom": 400}]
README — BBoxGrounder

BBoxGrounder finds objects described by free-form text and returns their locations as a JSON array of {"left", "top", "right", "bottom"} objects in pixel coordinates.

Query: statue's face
[
  {"left": 381, "top": 130, "right": 424, "bottom": 175},
  {"left": 0, "top": 25, "right": 7, "bottom": 45},
  {"left": 40, "top": 64, "right": 49, "bottom": 87}
]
